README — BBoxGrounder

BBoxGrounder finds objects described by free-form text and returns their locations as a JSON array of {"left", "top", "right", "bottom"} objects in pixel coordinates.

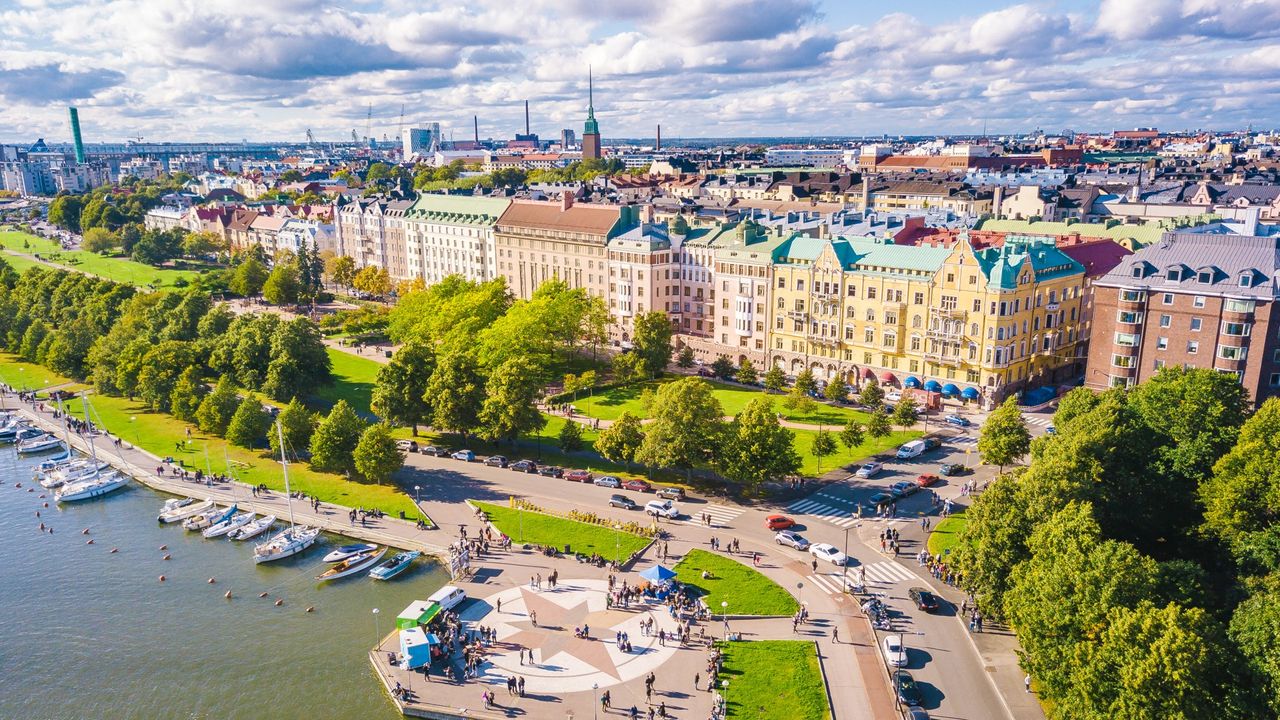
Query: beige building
[{"left": 494, "top": 194, "right": 625, "bottom": 301}]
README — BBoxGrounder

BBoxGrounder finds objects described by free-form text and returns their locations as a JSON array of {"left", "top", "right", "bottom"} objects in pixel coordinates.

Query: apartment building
[
  {"left": 494, "top": 194, "right": 624, "bottom": 301},
  {"left": 706, "top": 225, "right": 787, "bottom": 367},
  {"left": 402, "top": 194, "right": 510, "bottom": 284},
  {"left": 607, "top": 213, "right": 678, "bottom": 347},
  {"left": 333, "top": 197, "right": 413, "bottom": 279},
  {"left": 1086, "top": 232, "right": 1280, "bottom": 403}
]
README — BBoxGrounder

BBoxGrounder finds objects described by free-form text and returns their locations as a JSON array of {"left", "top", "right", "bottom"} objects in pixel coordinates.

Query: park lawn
[
  {"left": 311, "top": 347, "right": 382, "bottom": 417},
  {"left": 472, "top": 500, "right": 651, "bottom": 562},
  {"left": 0, "top": 229, "right": 202, "bottom": 289},
  {"left": 0, "top": 354, "right": 74, "bottom": 391},
  {"left": 674, "top": 549, "right": 799, "bottom": 616},
  {"left": 717, "top": 640, "right": 832, "bottom": 720},
  {"left": 574, "top": 377, "right": 872, "bottom": 427},
  {"left": 927, "top": 512, "right": 968, "bottom": 557},
  {"left": 0, "top": 230, "right": 60, "bottom": 253},
  {"left": 791, "top": 427, "right": 921, "bottom": 476},
  {"left": 0, "top": 251, "right": 49, "bottom": 274}
]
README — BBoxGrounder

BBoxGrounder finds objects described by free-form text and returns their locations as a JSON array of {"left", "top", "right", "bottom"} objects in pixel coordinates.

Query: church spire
[
  {"left": 588, "top": 65, "right": 595, "bottom": 119},
  {"left": 582, "top": 65, "right": 601, "bottom": 159}
]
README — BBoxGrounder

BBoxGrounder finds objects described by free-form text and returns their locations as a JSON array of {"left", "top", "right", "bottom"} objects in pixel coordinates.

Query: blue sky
[{"left": 0, "top": 0, "right": 1278, "bottom": 143}]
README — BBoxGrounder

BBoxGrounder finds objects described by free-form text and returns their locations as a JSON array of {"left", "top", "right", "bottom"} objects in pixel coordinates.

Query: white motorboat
[
  {"left": 159, "top": 497, "right": 193, "bottom": 515},
  {"left": 369, "top": 550, "right": 421, "bottom": 581},
  {"left": 228, "top": 514, "right": 275, "bottom": 541},
  {"left": 203, "top": 511, "right": 254, "bottom": 539},
  {"left": 17, "top": 434, "right": 65, "bottom": 455},
  {"left": 55, "top": 471, "right": 128, "bottom": 502},
  {"left": 253, "top": 525, "right": 320, "bottom": 563},
  {"left": 159, "top": 498, "right": 213, "bottom": 523},
  {"left": 316, "top": 547, "right": 386, "bottom": 582},
  {"left": 322, "top": 543, "right": 379, "bottom": 563},
  {"left": 32, "top": 451, "right": 73, "bottom": 474},
  {"left": 184, "top": 504, "right": 236, "bottom": 531},
  {"left": 39, "top": 460, "right": 110, "bottom": 489},
  {"left": 0, "top": 424, "right": 37, "bottom": 443}
]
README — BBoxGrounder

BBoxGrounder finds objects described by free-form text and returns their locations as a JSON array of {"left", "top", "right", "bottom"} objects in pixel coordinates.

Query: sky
[{"left": 1, "top": 0, "right": 1279, "bottom": 144}]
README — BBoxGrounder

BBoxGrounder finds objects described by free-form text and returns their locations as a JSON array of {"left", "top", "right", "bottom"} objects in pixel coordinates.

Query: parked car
[
  {"left": 395, "top": 439, "right": 418, "bottom": 453},
  {"left": 944, "top": 414, "right": 971, "bottom": 427},
  {"left": 854, "top": 462, "right": 883, "bottom": 479},
  {"left": 922, "top": 437, "right": 942, "bottom": 451},
  {"left": 565, "top": 469, "right": 593, "bottom": 483},
  {"left": 889, "top": 481, "right": 918, "bottom": 498},
  {"left": 882, "top": 634, "right": 908, "bottom": 667},
  {"left": 623, "top": 479, "right": 652, "bottom": 493},
  {"left": 775, "top": 530, "right": 810, "bottom": 550},
  {"left": 537, "top": 466, "right": 564, "bottom": 478},
  {"left": 656, "top": 486, "right": 685, "bottom": 500},
  {"left": 939, "top": 463, "right": 966, "bottom": 477},
  {"left": 645, "top": 499, "right": 679, "bottom": 519},
  {"left": 896, "top": 440, "right": 927, "bottom": 459},
  {"left": 1046, "top": 425, "right": 1057, "bottom": 435},
  {"left": 609, "top": 494, "right": 637, "bottom": 510},
  {"left": 594, "top": 475, "right": 622, "bottom": 488},
  {"left": 510, "top": 459, "right": 538, "bottom": 473},
  {"left": 885, "top": 390, "right": 903, "bottom": 403},
  {"left": 765, "top": 514, "right": 795, "bottom": 531},
  {"left": 908, "top": 586, "right": 940, "bottom": 612},
  {"left": 915, "top": 473, "right": 941, "bottom": 487},
  {"left": 421, "top": 445, "right": 447, "bottom": 457},
  {"left": 869, "top": 491, "right": 895, "bottom": 507},
  {"left": 809, "top": 543, "right": 847, "bottom": 566},
  {"left": 451, "top": 449, "right": 475, "bottom": 462},
  {"left": 893, "top": 670, "right": 922, "bottom": 706},
  {"left": 484, "top": 455, "right": 509, "bottom": 468}
]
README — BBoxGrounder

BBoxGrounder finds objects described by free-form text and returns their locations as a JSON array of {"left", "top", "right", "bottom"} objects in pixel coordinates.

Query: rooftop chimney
[
  {"left": 560, "top": 191, "right": 574, "bottom": 211},
  {"left": 525, "top": 101, "right": 530, "bottom": 136},
  {"left": 474, "top": 115, "right": 479, "bottom": 144}
]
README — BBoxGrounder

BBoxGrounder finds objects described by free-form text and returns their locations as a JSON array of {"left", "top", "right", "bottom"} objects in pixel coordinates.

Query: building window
[
  {"left": 1112, "top": 354, "right": 1135, "bottom": 368},
  {"left": 1223, "top": 322, "right": 1251, "bottom": 336},
  {"left": 1190, "top": 318, "right": 1202, "bottom": 331},
  {"left": 1166, "top": 268, "right": 1181, "bottom": 281},
  {"left": 1115, "top": 332, "right": 1139, "bottom": 347},
  {"left": 1186, "top": 341, "right": 1199, "bottom": 354},
  {"left": 883, "top": 334, "right": 896, "bottom": 348},
  {"left": 866, "top": 287, "right": 877, "bottom": 300},
  {"left": 1159, "top": 314, "right": 1171, "bottom": 328},
  {"left": 910, "top": 336, "right": 921, "bottom": 351},
  {"left": 1162, "top": 293, "right": 1174, "bottom": 305},
  {"left": 1219, "top": 346, "right": 1247, "bottom": 361},
  {"left": 913, "top": 292, "right": 924, "bottom": 304},
  {"left": 1118, "top": 310, "right": 1143, "bottom": 324},
  {"left": 1197, "top": 270, "right": 1213, "bottom": 283},
  {"left": 1120, "top": 290, "right": 1146, "bottom": 302},
  {"left": 1271, "top": 373, "right": 1280, "bottom": 387},
  {"left": 865, "top": 329, "right": 874, "bottom": 343},
  {"left": 1226, "top": 298, "right": 1255, "bottom": 313},
  {"left": 1193, "top": 296, "right": 1206, "bottom": 308},
  {"left": 1156, "top": 337, "right": 1167, "bottom": 350},
  {"left": 778, "top": 276, "right": 785, "bottom": 288},
  {"left": 1239, "top": 273, "right": 1252, "bottom": 287},
  {"left": 847, "top": 285, "right": 857, "bottom": 296}
]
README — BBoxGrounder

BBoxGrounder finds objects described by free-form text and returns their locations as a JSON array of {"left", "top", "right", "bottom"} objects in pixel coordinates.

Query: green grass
[
  {"left": 472, "top": 500, "right": 651, "bottom": 561},
  {"left": 574, "top": 377, "right": 872, "bottom": 427},
  {"left": 0, "top": 250, "right": 50, "bottom": 274},
  {"left": 717, "top": 640, "right": 832, "bottom": 720},
  {"left": 0, "top": 353, "right": 420, "bottom": 518},
  {"left": 0, "top": 229, "right": 204, "bottom": 289},
  {"left": 311, "top": 348, "right": 382, "bottom": 416},
  {"left": 927, "top": 512, "right": 968, "bottom": 557},
  {"left": 673, "top": 549, "right": 799, "bottom": 616},
  {"left": 791, "top": 427, "right": 922, "bottom": 476}
]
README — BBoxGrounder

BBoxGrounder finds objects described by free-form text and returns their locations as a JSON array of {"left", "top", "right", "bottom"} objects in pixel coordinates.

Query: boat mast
[
  {"left": 57, "top": 394, "right": 71, "bottom": 448},
  {"left": 275, "top": 420, "right": 295, "bottom": 530},
  {"left": 81, "top": 394, "right": 98, "bottom": 463}
]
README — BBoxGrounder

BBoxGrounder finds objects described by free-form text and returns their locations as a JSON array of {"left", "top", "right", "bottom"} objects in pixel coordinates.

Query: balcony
[
  {"left": 923, "top": 353, "right": 961, "bottom": 366},
  {"left": 1046, "top": 302, "right": 1060, "bottom": 311}
]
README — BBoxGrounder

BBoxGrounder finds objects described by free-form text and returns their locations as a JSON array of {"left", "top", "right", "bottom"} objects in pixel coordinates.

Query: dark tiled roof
[{"left": 1098, "top": 232, "right": 1280, "bottom": 299}]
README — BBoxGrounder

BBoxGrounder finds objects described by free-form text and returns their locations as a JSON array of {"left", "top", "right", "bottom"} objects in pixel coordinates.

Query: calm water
[{"left": 0, "top": 448, "right": 448, "bottom": 720}]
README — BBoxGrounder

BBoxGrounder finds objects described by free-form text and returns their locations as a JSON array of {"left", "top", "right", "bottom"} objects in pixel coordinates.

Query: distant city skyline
[{"left": 1, "top": 0, "right": 1278, "bottom": 144}]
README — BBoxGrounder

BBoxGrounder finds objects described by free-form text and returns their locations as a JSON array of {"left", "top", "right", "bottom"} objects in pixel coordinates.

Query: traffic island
[
  {"left": 471, "top": 500, "right": 652, "bottom": 563},
  {"left": 716, "top": 640, "right": 832, "bottom": 720},
  {"left": 674, "top": 549, "right": 800, "bottom": 617}
]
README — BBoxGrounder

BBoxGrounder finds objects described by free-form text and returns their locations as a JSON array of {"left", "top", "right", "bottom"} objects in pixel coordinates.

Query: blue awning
[
  {"left": 942, "top": 383, "right": 960, "bottom": 396},
  {"left": 903, "top": 376, "right": 921, "bottom": 389},
  {"left": 640, "top": 565, "right": 678, "bottom": 582},
  {"left": 961, "top": 387, "right": 980, "bottom": 399},
  {"left": 923, "top": 380, "right": 943, "bottom": 392}
]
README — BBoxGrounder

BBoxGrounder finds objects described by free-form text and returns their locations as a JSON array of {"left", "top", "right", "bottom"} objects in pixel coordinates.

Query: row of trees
[
  {"left": 955, "top": 368, "right": 1280, "bottom": 717},
  {"left": 47, "top": 175, "right": 188, "bottom": 235}
]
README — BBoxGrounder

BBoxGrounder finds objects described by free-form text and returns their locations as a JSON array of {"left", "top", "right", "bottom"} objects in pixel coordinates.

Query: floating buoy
[
  {"left": 16, "top": 482, "right": 21, "bottom": 488},
  {"left": 259, "top": 592, "right": 269, "bottom": 598},
  {"left": 163, "top": 554, "right": 171, "bottom": 561},
  {"left": 81, "top": 528, "right": 90, "bottom": 535},
  {"left": 224, "top": 591, "right": 232, "bottom": 599},
  {"left": 274, "top": 599, "right": 283, "bottom": 607},
  {"left": 38, "top": 494, "right": 44, "bottom": 499},
  {"left": 85, "top": 539, "right": 94, "bottom": 545},
  {"left": 38, "top": 522, "right": 44, "bottom": 530},
  {"left": 305, "top": 606, "right": 315, "bottom": 613},
  {"left": 27, "top": 487, "right": 33, "bottom": 492},
  {"left": 35, "top": 511, "right": 39, "bottom": 517},
  {"left": 158, "top": 575, "right": 166, "bottom": 582},
  {"left": 109, "top": 548, "right": 118, "bottom": 554},
  {"left": 207, "top": 578, "right": 215, "bottom": 584},
  {"left": 42, "top": 502, "right": 47, "bottom": 508},
  {"left": 159, "top": 545, "right": 167, "bottom": 551}
]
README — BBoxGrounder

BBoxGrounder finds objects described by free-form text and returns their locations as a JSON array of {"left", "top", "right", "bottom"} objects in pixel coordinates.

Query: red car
[
  {"left": 565, "top": 469, "right": 593, "bottom": 483},
  {"left": 915, "top": 473, "right": 940, "bottom": 488},
  {"left": 622, "top": 479, "right": 652, "bottom": 492},
  {"left": 765, "top": 514, "right": 795, "bottom": 530}
]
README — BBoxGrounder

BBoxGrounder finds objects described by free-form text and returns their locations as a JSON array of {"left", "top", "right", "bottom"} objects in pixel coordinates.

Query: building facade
[
  {"left": 494, "top": 195, "right": 624, "bottom": 300},
  {"left": 402, "top": 195, "right": 510, "bottom": 284}
]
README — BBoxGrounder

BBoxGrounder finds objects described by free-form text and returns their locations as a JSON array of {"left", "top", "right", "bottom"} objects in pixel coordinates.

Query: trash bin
[
  {"left": 399, "top": 510, "right": 406, "bottom": 520},
  {"left": 384, "top": 350, "right": 392, "bottom": 359},
  {"left": 564, "top": 543, "right": 571, "bottom": 555}
]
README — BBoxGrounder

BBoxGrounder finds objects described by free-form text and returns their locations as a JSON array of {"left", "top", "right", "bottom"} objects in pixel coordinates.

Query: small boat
[
  {"left": 0, "top": 422, "right": 33, "bottom": 442},
  {"left": 253, "top": 525, "right": 320, "bottom": 563},
  {"left": 32, "top": 451, "right": 73, "bottom": 473},
  {"left": 184, "top": 504, "right": 236, "bottom": 531},
  {"left": 323, "top": 543, "right": 379, "bottom": 563},
  {"left": 369, "top": 550, "right": 420, "bottom": 580},
  {"left": 159, "top": 497, "right": 193, "bottom": 515},
  {"left": 17, "top": 433, "right": 64, "bottom": 455},
  {"left": 228, "top": 514, "right": 275, "bottom": 541},
  {"left": 203, "top": 511, "right": 254, "bottom": 539},
  {"left": 159, "top": 498, "right": 214, "bottom": 523},
  {"left": 317, "top": 547, "right": 386, "bottom": 582},
  {"left": 55, "top": 471, "right": 129, "bottom": 502},
  {"left": 39, "top": 460, "right": 110, "bottom": 489}
]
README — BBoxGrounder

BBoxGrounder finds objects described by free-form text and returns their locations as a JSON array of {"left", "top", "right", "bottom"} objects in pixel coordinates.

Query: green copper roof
[
  {"left": 975, "top": 237, "right": 1085, "bottom": 290},
  {"left": 405, "top": 194, "right": 511, "bottom": 225}
]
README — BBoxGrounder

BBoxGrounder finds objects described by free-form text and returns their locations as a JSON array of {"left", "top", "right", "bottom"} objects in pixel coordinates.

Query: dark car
[
  {"left": 608, "top": 494, "right": 637, "bottom": 510},
  {"left": 484, "top": 455, "right": 509, "bottom": 468},
  {"left": 564, "top": 469, "right": 593, "bottom": 483},
  {"left": 510, "top": 459, "right": 538, "bottom": 473},
  {"left": 922, "top": 437, "right": 942, "bottom": 451},
  {"left": 908, "top": 586, "right": 940, "bottom": 612},
  {"left": 421, "top": 445, "right": 448, "bottom": 457},
  {"left": 623, "top": 479, "right": 652, "bottom": 493},
  {"left": 869, "top": 491, "right": 895, "bottom": 507},
  {"left": 656, "top": 486, "right": 685, "bottom": 500},
  {"left": 939, "top": 463, "right": 966, "bottom": 477},
  {"left": 893, "top": 670, "right": 922, "bottom": 707},
  {"left": 944, "top": 414, "right": 971, "bottom": 427},
  {"left": 538, "top": 466, "right": 564, "bottom": 478}
]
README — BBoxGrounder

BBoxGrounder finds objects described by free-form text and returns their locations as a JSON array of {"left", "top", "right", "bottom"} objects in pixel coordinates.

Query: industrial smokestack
[
  {"left": 474, "top": 115, "right": 479, "bottom": 144},
  {"left": 656, "top": 124, "right": 661, "bottom": 152},
  {"left": 524, "top": 101, "right": 530, "bottom": 136},
  {"left": 68, "top": 107, "right": 85, "bottom": 164}
]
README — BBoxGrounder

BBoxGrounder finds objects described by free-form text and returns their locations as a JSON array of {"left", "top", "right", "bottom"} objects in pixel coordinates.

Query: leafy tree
[
  {"left": 325, "top": 254, "right": 357, "bottom": 290},
  {"left": 225, "top": 396, "right": 270, "bottom": 449},
  {"left": 719, "top": 397, "right": 801, "bottom": 494},
  {"left": 1232, "top": 588, "right": 1280, "bottom": 713},
  {"left": 370, "top": 339, "right": 435, "bottom": 434},
  {"left": 632, "top": 310, "right": 674, "bottom": 377},
  {"left": 309, "top": 400, "right": 366, "bottom": 474},
  {"left": 353, "top": 423, "right": 404, "bottom": 484},
  {"left": 269, "top": 398, "right": 319, "bottom": 460},
  {"left": 839, "top": 418, "right": 864, "bottom": 450},
  {"left": 710, "top": 355, "right": 734, "bottom": 380},
  {"left": 352, "top": 265, "right": 392, "bottom": 297},
  {"left": 130, "top": 228, "right": 184, "bottom": 265},
  {"left": 479, "top": 356, "right": 546, "bottom": 443},
  {"left": 81, "top": 227, "right": 117, "bottom": 253},
  {"left": 978, "top": 396, "right": 1031, "bottom": 471},
  {"left": 952, "top": 473, "right": 1036, "bottom": 616},
  {"left": 181, "top": 230, "right": 225, "bottom": 258},
  {"left": 611, "top": 351, "right": 646, "bottom": 384},
  {"left": 793, "top": 368, "right": 817, "bottom": 396},
  {"left": 169, "top": 367, "right": 205, "bottom": 423},
  {"left": 262, "top": 262, "right": 302, "bottom": 305},
  {"left": 262, "top": 317, "right": 332, "bottom": 402},
  {"left": 811, "top": 428, "right": 837, "bottom": 475},
  {"left": 1201, "top": 398, "right": 1280, "bottom": 571},
  {"left": 426, "top": 350, "right": 485, "bottom": 438},
  {"left": 558, "top": 418, "right": 585, "bottom": 451},
  {"left": 735, "top": 358, "right": 758, "bottom": 385},
  {"left": 18, "top": 319, "right": 48, "bottom": 362},
  {"left": 824, "top": 375, "right": 848, "bottom": 402},
  {"left": 864, "top": 408, "right": 890, "bottom": 438},
  {"left": 763, "top": 365, "right": 787, "bottom": 392},
  {"left": 636, "top": 377, "right": 725, "bottom": 480},
  {"left": 596, "top": 412, "right": 645, "bottom": 469},
  {"left": 229, "top": 257, "right": 268, "bottom": 297},
  {"left": 136, "top": 340, "right": 197, "bottom": 411},
  {"left": 195, "top": 376, "right": 240, "bottom": 436},
  {"left": 892, "top": 396, "right": 918, "bottom": 429},
  {"left": 48, "top": 194, "right": 83, "bottom": 233},
  {"left": 675, "top": 346, "right": 695, "bottom": 369},
  {"left": 858, "top": 380, "right": 884, "bottom": 407},
  {"left": 782, "top": 386, "right": 816, "bottom": 415}
]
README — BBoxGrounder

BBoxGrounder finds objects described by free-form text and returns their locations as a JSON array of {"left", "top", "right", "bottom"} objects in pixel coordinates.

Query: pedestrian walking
[
  {"left": 832, "top": 627, "right": 839, "bottom": 643},
  {"left": 694, "top": 673, "right": 700, "bottom": 690},
  {"left": 1025, "top": 674, "right": 1032, "bottom": 693}
]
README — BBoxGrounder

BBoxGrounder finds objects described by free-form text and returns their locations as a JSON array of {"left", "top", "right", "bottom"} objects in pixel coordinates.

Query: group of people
[
  {"left": 879, "top": 527, "right": 902, "bottom": 555},
  {"left": 527, "top": 570, "right": 560, "bottom": 591},
  {"left": 707, "top": 536, "right": 740, "bottom": 553},
  {"left": 916, "top": 550, "right": 960, "bottom": 587}
]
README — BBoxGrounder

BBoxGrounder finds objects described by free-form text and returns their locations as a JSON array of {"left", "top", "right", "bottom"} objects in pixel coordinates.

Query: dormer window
[
  {"left": 1166, "top": 267, "right": 1181, "bottom": 281},
  {"left": 1239, "top": 271, "right": 1253, "bottom": 288},
  {"left": 1197, "top": 268, "right": 1215, "bottom": 283},
  {"left": 1132, "top": 265, "right": 1144, "bottom": 278}
]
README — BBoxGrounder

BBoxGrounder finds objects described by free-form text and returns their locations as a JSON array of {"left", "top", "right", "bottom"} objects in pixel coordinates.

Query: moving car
[
  {"left": 451, "top": 449, "right": 475, "bottom": 462},
  {"left": 908, "top": 586, "right": 940, "bottom": 612},
  {"left": 868, "top": 491, "right": 895, "bottom": 507},
  {"left": 1046, "top": 425, "right": 1057, "bottom": 435},
  {"left": 889, "top": 481, "right": 918, "bottom": 498},
  {"left": 623, "top": 479, "right": 652, "bottom": 493},
  {"left": 882, "top": 634, "right": 908, "bottom": 667},
  {"left": 765, "top": 514, "right": 795, "bottom": 531},
  {"left": 915, "top": 473, "right": 941, "bottom": 487},
  {"left": 484, "top": 455, "right": 508, "bottom": 468},
  {"left": 943, "top": 414, "right": 971, "bottom": 427},
  {"left": 939, "top": 463, "right": 966, "bottom": 477},
  {"left": 564, "top": 469, "right": 593, "bottom": 483},
  {"left": 656, "top": 486, "right": 685, "bottom": 500},
  {"left": 893, "top": 670, "right": 922, "bottom": 706},
  {"left": 922, "top": 437, "right": 942, "bottom": 451},
  {"left": 609, "top": 494, "right": 637, "bottom": 510},
  {"left": 645, "top": 499, "right": 679, "bottom": 519},
  {"left": 510, "top": 459, "right": 537, "bottom": 473},
  {"left": 809, "top": 543, "right": 847, "bottom": 566},
  {"left": 774, "top": 530, "right": 810, "bottom": 550},
  {"left": 854, "top": 462, "right": 883, "bottom": 479},
  {"left": 885, "top": 390, "right": 903, "bottom": 403},
  {"left": 537, "top": 466, "right": 564, "bottom": 478},
  {"left": 896, "top": 440, "right": 926, "bottom": 459},
  {"left": 594, "top": 475, "right": 622, "bottom": 488}
]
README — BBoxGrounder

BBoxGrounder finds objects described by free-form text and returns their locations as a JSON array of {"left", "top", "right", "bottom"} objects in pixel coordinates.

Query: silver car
[
  {"left": 594, "top": 475, "right": 622, "bottom": 488},
  {"left": 854, "top": 462, "right": 883, "bottom": 479},
  {"left": 774, "top": 530, "right": 811, "bottom": 550}
]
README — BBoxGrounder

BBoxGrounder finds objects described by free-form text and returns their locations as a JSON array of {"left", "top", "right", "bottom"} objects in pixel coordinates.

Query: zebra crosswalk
[
  {"left": 806, "top": 561, "right": 921, "bottom": 597},
  {"left": 1023, "top": 415, "right": 1054, "bottom": 427},
  {"left": 678, "top": 503, "right": 744, "bottom": 528},
  {"left": 949, "top": 435, "right": 978, "bottom": 445},
  {"left": 859, "top": 561, "right": 919, "bottom": 586},
  {"left": 786, "top": 493, "right": 860, "bottom": 528},
  {"left": 806, "top": 572, "right": 850, "bottom": 596}
]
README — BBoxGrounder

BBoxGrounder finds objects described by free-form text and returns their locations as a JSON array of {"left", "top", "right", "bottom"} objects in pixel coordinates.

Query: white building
[
  {"left": 144, "top": 206, "right": 188, "bottom": 231},
  {"left": 276, "top": 218, "right": 336, "bottom": 256},
  {"left": 117, "top": 158, "right": 164, "bottom": 181},
  {"left": 763, "top": 148, "right": 844, "bottom": 167},
  {"left": 401, "top": 194, "right": 510, "bottom": 284},
  {"left": 402, "top": 124, "right": 441, "bottom": 160}
]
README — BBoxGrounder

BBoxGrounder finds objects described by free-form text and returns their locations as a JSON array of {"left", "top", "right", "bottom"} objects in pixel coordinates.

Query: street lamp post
[
  {"left": 613, "top": 523, "right": 621, "bottom": 565},
  {"left": 797, "top": 581, "right": 804, "bottom": 608},
  {"left": 414, "top": 484, "right": 421, "bottom": 521},
  {"left": 372, "top": 607, "right": 381, "bottom": 648},
  {"left": 593, "top": 682, "right": 599, "bottom": 720},
  {"left": 721, "top": 601, "right": 729, "bottom": 640},
  {"left": 129, "top": 415, "right": 138, "bottom": 449}
]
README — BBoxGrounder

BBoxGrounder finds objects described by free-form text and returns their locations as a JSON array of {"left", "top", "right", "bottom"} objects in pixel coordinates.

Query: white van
[
  {"left": 427, "top": 585, "right": 467, "bottom": 611},
  {"left": 895, "top": 439, "right": 927, "bottom": 460}
]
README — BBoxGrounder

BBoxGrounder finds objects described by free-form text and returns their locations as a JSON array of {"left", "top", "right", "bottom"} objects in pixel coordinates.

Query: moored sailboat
[{"left": 253, "top": 421, "right": 318, "bottom": 563}]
